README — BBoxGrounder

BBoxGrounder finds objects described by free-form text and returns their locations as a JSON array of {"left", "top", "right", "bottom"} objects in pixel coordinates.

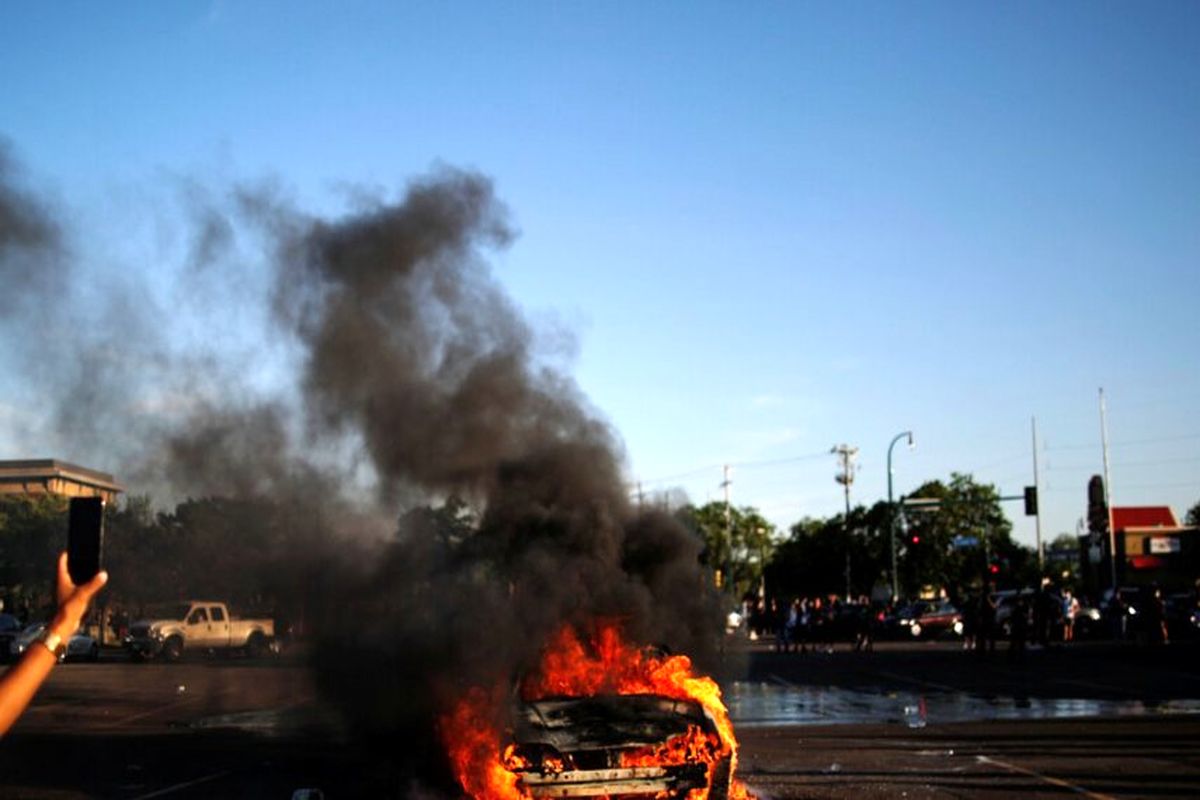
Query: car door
[
  {"left": 209, "top": 605, "right": 231, "bottom": 647},
  {"left": 185, "top": 606, "right": 211, "bottom": 647}
]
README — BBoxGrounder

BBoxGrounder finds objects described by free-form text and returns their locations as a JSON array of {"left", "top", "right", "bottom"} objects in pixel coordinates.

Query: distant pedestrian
[
  {"left": 977, "top": 587, "right": 998, "bottom": 656},
  {"left": 1147, "top": 587, "right": 1168, "bottom": 645},
  {"left": 1062, "top": 590, "right": 1079, "bottom": 643},
  {"left": 1009, "top": 595, "right": 1028, "bottom": 660},
  {"left": 771, "top": 599, "right": 786, "bottom": 652},
  {"left": 1033, "top": 580, "right": 1054, "bottom": 648},
  {"left": 962, "top": 594, "right": 979, "bottom": 651},
  {"left": 854, "top": 596, "right": 873, "bottom": 652},
  {"left": 784, "top": 599, "right": 801, "bottom": 653}
]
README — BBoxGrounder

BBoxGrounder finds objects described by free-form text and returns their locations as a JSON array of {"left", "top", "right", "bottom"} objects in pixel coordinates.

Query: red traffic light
[
  {"left": 910, "top": 534, "right": 921, "bottom": 544},
  {"left": 988, "top": 564, "right": 1000, "bottom": 575}
]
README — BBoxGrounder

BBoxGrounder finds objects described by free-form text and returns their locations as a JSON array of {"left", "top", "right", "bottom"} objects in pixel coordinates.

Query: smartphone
[{"left": 67, "top": 497, "right": 106, "bottom": 585}]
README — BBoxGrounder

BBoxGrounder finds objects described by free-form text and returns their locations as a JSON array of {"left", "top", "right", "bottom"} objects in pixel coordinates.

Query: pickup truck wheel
[
  {"left": 162, "top": 636, "right": 183, "bottom": 662},
  {"left": 246, "top": 633, "right": 266, "bottom": 659}
]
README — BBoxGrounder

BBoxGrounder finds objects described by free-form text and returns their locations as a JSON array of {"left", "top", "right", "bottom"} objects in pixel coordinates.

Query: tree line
[
  {"left": 3, "top": 476, "right": 1190, "bottom": 624},
  {"left": 676, "top": 473, "right": 1039, "bottom": 602},
  {"left": 0, "top": 493, "right": 328, "bottom": 621}
]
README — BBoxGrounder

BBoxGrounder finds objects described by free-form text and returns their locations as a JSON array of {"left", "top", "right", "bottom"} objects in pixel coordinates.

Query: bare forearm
[
  {"left": 0, "top": 553, "right": 109, "bottom": 736},
  {"left": 0, "top": 641, "right": 58, "bottom": 736}
]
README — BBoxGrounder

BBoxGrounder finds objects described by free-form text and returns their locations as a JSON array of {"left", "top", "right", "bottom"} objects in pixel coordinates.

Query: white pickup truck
[{"left": 125, "top": 601, "right": 275, "bottom": 662}]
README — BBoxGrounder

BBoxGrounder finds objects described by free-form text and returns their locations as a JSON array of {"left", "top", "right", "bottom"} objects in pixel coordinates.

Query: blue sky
[{"left": 1, "top": 2, "right": 1197, "bottom": 548}]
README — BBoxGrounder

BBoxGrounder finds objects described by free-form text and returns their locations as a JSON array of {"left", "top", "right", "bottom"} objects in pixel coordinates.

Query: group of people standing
[
  {"left": 751, "top": 595, "right": 878, "bottom": 654},
  {"left": 957, "top": 581, "right": 1078, "bottom": 658}
]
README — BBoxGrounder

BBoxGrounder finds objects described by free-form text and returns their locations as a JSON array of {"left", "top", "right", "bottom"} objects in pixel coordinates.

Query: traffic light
[
  {"left": 910, "top": 534, "right": 921, "bottom": 545},
  {"left": 988, "top": 563, "right": 1000, "bottom": 575},
  {"left": 1024, "top": 486, "right": 1038, "bottom": 516}
]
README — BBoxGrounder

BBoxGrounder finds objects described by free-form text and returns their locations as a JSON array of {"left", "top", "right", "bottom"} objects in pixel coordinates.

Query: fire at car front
[{"left": 504, "top": 694, "right": 730, "bottom": 799}]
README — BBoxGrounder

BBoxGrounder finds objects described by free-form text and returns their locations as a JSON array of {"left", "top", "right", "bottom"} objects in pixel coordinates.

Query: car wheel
[
  {"left": 246, "top": 633, "right": 267, "bottom": 659},
  {"left": 88, "top": 643, "right": 99, "bottom": 662},
  {"left": 162, "top": 636, "right": 183, "bottom": 662}
]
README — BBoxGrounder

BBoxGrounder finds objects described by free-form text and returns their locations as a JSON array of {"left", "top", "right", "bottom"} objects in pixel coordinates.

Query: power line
[
  {"left": 732, "top": 450, "right": 831, "bottom": 470},
  {"left": 1044, "top": 454, "right": 1200, "bottom": 472},
  {"left": 1114, "top": 481, "right": 1200, "bottom": 491},
  {"left": 634, "top": 448, "right": 830, "bottom": 487},
  {"left": 1043, "top": 432, "right": 1200, "bottom": 452},
  {"left": 635, "top": 464, "right": 724, "bottom": 487},
  {"left": 964, "top": 452, "right": 1029, "bottom": 473}
]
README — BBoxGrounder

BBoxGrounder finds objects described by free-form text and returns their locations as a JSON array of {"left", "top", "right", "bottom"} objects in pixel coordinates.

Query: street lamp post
[{"left": 888, "top": 431, "right": 915, "bottom": 602}]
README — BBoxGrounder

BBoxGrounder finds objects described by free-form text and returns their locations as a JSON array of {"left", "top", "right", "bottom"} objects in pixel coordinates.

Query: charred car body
[{"left": 504, "top": 694, "right": 732, "bottom": 799}]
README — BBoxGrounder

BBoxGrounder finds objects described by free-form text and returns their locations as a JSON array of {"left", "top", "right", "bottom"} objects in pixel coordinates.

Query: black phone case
[{"left": 67, "top": 497, "right": 105, "bottom": 585}]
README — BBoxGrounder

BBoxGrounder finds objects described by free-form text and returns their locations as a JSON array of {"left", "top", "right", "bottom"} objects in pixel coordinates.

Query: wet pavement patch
[{"left": 723, "top": 680, "right": 1200, "bottom": 727}]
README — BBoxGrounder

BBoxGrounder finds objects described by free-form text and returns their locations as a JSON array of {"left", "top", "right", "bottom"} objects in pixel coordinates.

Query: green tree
[
  {"left": 0, "top": 495, "right": 66, "bottom": 616},
  {"left": 901, "top": 473, "right": 1026, "bottom": 595},
  {"left": 398, "top": 495, "right": 477, "bottom": 551},
  {"left": 1186, "top": 500, "right": 1200, "bottom": 527},
  {"left": 676, "top": 502, "right": 775, "bottom": 597},
  {"left": 764, "top": 502, "right": 892, "bottom": 601},
  {"left": 104, "top": 494, "right": 186, "bottom": 608}
]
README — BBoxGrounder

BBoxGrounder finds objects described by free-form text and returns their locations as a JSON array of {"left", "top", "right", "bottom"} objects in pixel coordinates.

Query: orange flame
[{"left": 440, "top": 621, "right": 753, "bottom": 800}]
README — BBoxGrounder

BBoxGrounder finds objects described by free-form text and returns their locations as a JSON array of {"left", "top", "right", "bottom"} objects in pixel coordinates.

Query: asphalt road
[
  {"left": 0, "top": 640, "right": 1196, "bottom": 798},
  {"left": 723, "top": 638, "right": 1200, "bottom": 799}
]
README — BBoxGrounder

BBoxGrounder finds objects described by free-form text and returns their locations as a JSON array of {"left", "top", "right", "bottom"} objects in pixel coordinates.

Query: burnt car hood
[{"left": 514, "top": 694, "right": 715, "bottom": 752}]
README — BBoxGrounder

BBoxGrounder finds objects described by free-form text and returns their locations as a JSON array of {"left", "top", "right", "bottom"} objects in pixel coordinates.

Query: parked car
[
  {"left": 1072, "top": 602, "right": 1105, "bottom": 640},
  {"left": 503, "top": 694, "right": 733, "bottom": 800},
  {"left": 992, "top": 589, "right": 1035, "bottom": 637},
  {"left": 1099, "top": 586, "right": 1153, "bottom": 639},
  {"left": 1165, "top": 593, "right": 1200, "bottom": 640},
  {"left": 0, "top": 613, "right": 23, "bottom": 662},
  {"left": 883, "top": 600, "right": 963, "bottom": 639},
  {"left": 9, "top": 622, "right": 99, "bottom": 662}
]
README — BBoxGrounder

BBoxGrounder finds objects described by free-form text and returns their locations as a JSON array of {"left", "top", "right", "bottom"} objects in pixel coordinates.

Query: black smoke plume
[{"left": 0, "top": 144, "right": 722, "bottom": 793}]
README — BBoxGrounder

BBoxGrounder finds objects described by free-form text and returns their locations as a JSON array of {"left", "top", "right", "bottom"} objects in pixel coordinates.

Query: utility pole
[
  {"left": 721, "top": 465, "right": 733, "bottom": 593},
  {"left": 831, "top": 444, "right": 859, "bottom": 602},
  {"left": 1099, "top": 388, "right": 1117, "bottom": 592},
  {"left": 1032, "top": 416, "right": 1043, "bottom": 572}
]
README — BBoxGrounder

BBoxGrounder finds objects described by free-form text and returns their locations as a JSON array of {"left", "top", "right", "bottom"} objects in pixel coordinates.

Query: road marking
[
  {"left": 98, "top": 680, "right": 245, "bottom": 729},
  {"left": 97, "top": 694, "right": 206, "bottom": 728},
  {"left": 976, "top": 755, "right": 1118, "bottom": 800},
  {"left": 128, "top": 770, "right": 231, "bottom": 799}
]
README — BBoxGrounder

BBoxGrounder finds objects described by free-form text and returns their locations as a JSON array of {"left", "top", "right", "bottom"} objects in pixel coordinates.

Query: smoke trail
[
  {"left": 0, "top": 144, "right": 723, "bottom": 792},
  {"left": 240, "top": 166, "right": 722, "bottom": 787}
]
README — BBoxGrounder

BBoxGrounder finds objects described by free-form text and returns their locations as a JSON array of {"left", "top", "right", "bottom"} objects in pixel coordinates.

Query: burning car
[
  {"left": 503, "top": 694, "right": 732, "bottom": 799},
  {"left": 442, "top": 623, "right": 750, "bottom": 800}
]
